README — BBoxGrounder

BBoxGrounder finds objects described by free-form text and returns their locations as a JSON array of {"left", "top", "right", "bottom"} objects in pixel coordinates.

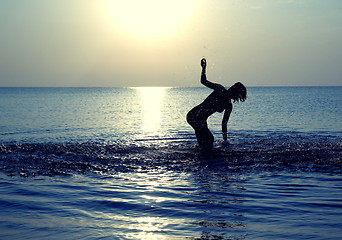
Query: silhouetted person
[{"left": 187, "top": 58, "right": 247, "bottom": 149}]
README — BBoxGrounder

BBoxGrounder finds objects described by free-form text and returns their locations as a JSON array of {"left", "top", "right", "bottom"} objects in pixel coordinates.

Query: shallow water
[
  {"left": 0, "top": 87, "right": 341, "bottom": 239},
  {"left": 0, "top": 87, "right": 341, "bottom": 143},
  {"left": 1, "top": 171, "right": 342, "bottom": 240}
]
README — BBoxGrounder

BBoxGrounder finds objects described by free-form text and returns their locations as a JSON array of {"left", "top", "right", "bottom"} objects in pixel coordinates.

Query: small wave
[{"left": 1, "top": 137, "right": 341, "bottom": 177}]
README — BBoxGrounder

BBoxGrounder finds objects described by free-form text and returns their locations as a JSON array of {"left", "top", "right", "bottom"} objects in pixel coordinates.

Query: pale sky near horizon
[{"left": 0, "top": 0, "right": 341, "bottom": 87}]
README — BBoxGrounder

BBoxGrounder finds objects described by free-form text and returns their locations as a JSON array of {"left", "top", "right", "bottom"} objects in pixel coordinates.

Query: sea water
[{"left": 0, "top": 87, "right": 341, "bottom": 239}]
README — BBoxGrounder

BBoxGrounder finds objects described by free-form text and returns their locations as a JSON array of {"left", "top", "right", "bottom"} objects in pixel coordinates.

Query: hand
[{"left": 201, "top": 58, "right": 207, "bottom": 68}]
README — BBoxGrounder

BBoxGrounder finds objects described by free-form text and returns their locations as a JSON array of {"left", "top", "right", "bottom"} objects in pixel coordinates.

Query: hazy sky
[{"left": 0, "top": 0, "right": 341, "bottom": 87}]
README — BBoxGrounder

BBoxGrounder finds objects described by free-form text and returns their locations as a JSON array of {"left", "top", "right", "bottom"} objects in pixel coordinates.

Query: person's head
[{"left": 227, "top": 82, "right": 247, "bottom": 103}]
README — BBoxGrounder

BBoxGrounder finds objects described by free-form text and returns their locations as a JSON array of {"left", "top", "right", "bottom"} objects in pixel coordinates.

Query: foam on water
[{"left": 1, "top": 132, "right": 341, "bottom": 177}]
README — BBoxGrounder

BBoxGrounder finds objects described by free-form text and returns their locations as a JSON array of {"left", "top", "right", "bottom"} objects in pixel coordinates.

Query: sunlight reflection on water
[
  {"left": 1, "top": 169, "right": 342, "bottom": 239},
  {"left": 136, "top": 87, "right": 168, "bottom": 135},
  {"left": 109, "top": 170, "right": 193, "bottom": 239}
]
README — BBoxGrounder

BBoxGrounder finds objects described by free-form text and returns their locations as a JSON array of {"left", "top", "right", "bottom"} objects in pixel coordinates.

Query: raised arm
[
  {"left": 222, "top": 103, "right": 233, "bottom": 142},
  {"left": 200, "top": 58, "right": 225, "bottom": 91}
]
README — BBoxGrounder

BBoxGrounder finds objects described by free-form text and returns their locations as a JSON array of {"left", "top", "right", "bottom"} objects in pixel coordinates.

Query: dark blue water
[{"left": 0, "top": 87, "right": 341, "bottom": 239}]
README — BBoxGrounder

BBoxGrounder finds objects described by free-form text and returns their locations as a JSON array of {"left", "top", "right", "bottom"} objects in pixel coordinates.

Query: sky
[{"left": 0, "top": 0, "right": 341, "bottom": 87}]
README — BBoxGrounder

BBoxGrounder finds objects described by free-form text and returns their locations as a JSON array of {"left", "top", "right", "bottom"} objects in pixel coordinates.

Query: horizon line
[{"left": 0, "top": 85, "right": 341, "bottom": 88}]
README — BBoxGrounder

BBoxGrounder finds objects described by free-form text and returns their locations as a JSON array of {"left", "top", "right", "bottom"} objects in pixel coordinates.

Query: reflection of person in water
[{"left": 187, "top": 58, "right": 247, "bottom": 149}]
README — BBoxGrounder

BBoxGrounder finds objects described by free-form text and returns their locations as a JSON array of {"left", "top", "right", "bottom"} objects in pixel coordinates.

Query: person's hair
[{"left": 228, "top": 82, "right": 247, "bottom": 103}]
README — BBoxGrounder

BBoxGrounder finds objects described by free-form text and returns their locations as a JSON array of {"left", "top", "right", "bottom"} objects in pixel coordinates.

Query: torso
[{"left": 198, "top": 89, "right": 231, "bottom": 117}]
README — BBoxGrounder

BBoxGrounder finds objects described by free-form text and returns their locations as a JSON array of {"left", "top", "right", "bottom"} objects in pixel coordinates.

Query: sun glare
[
  {"left": 136, "top": 87, "right": 167, "bottom": 135},
  {"left": 105, "top": 0, "right": 195, "bottom": 40}
]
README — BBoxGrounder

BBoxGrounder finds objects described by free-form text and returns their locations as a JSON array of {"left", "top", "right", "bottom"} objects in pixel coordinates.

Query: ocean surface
[{"left": 0, "top": 86, "right": 341, "bottom": 239}]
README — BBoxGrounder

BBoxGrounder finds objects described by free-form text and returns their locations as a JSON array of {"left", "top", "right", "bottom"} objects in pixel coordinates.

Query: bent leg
[
  {"left": 195, "top": 125, "right": 214, "bottom": 149},
  {"left": 187, "top": 107, "right": 214, "bottom": 149}
]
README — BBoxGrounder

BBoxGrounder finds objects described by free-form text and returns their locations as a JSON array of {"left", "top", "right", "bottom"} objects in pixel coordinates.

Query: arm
[
  {"left": 222, "top": 103, "right": 233, "bottom": 141},
  {"left": 200, "top": 58, "right": 225, "bottom": 91}
]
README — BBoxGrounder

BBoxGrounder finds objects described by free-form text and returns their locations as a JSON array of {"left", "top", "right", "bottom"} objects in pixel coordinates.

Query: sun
[{"left": 105, "top": 0, "right": 195, "bottom": 40}]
